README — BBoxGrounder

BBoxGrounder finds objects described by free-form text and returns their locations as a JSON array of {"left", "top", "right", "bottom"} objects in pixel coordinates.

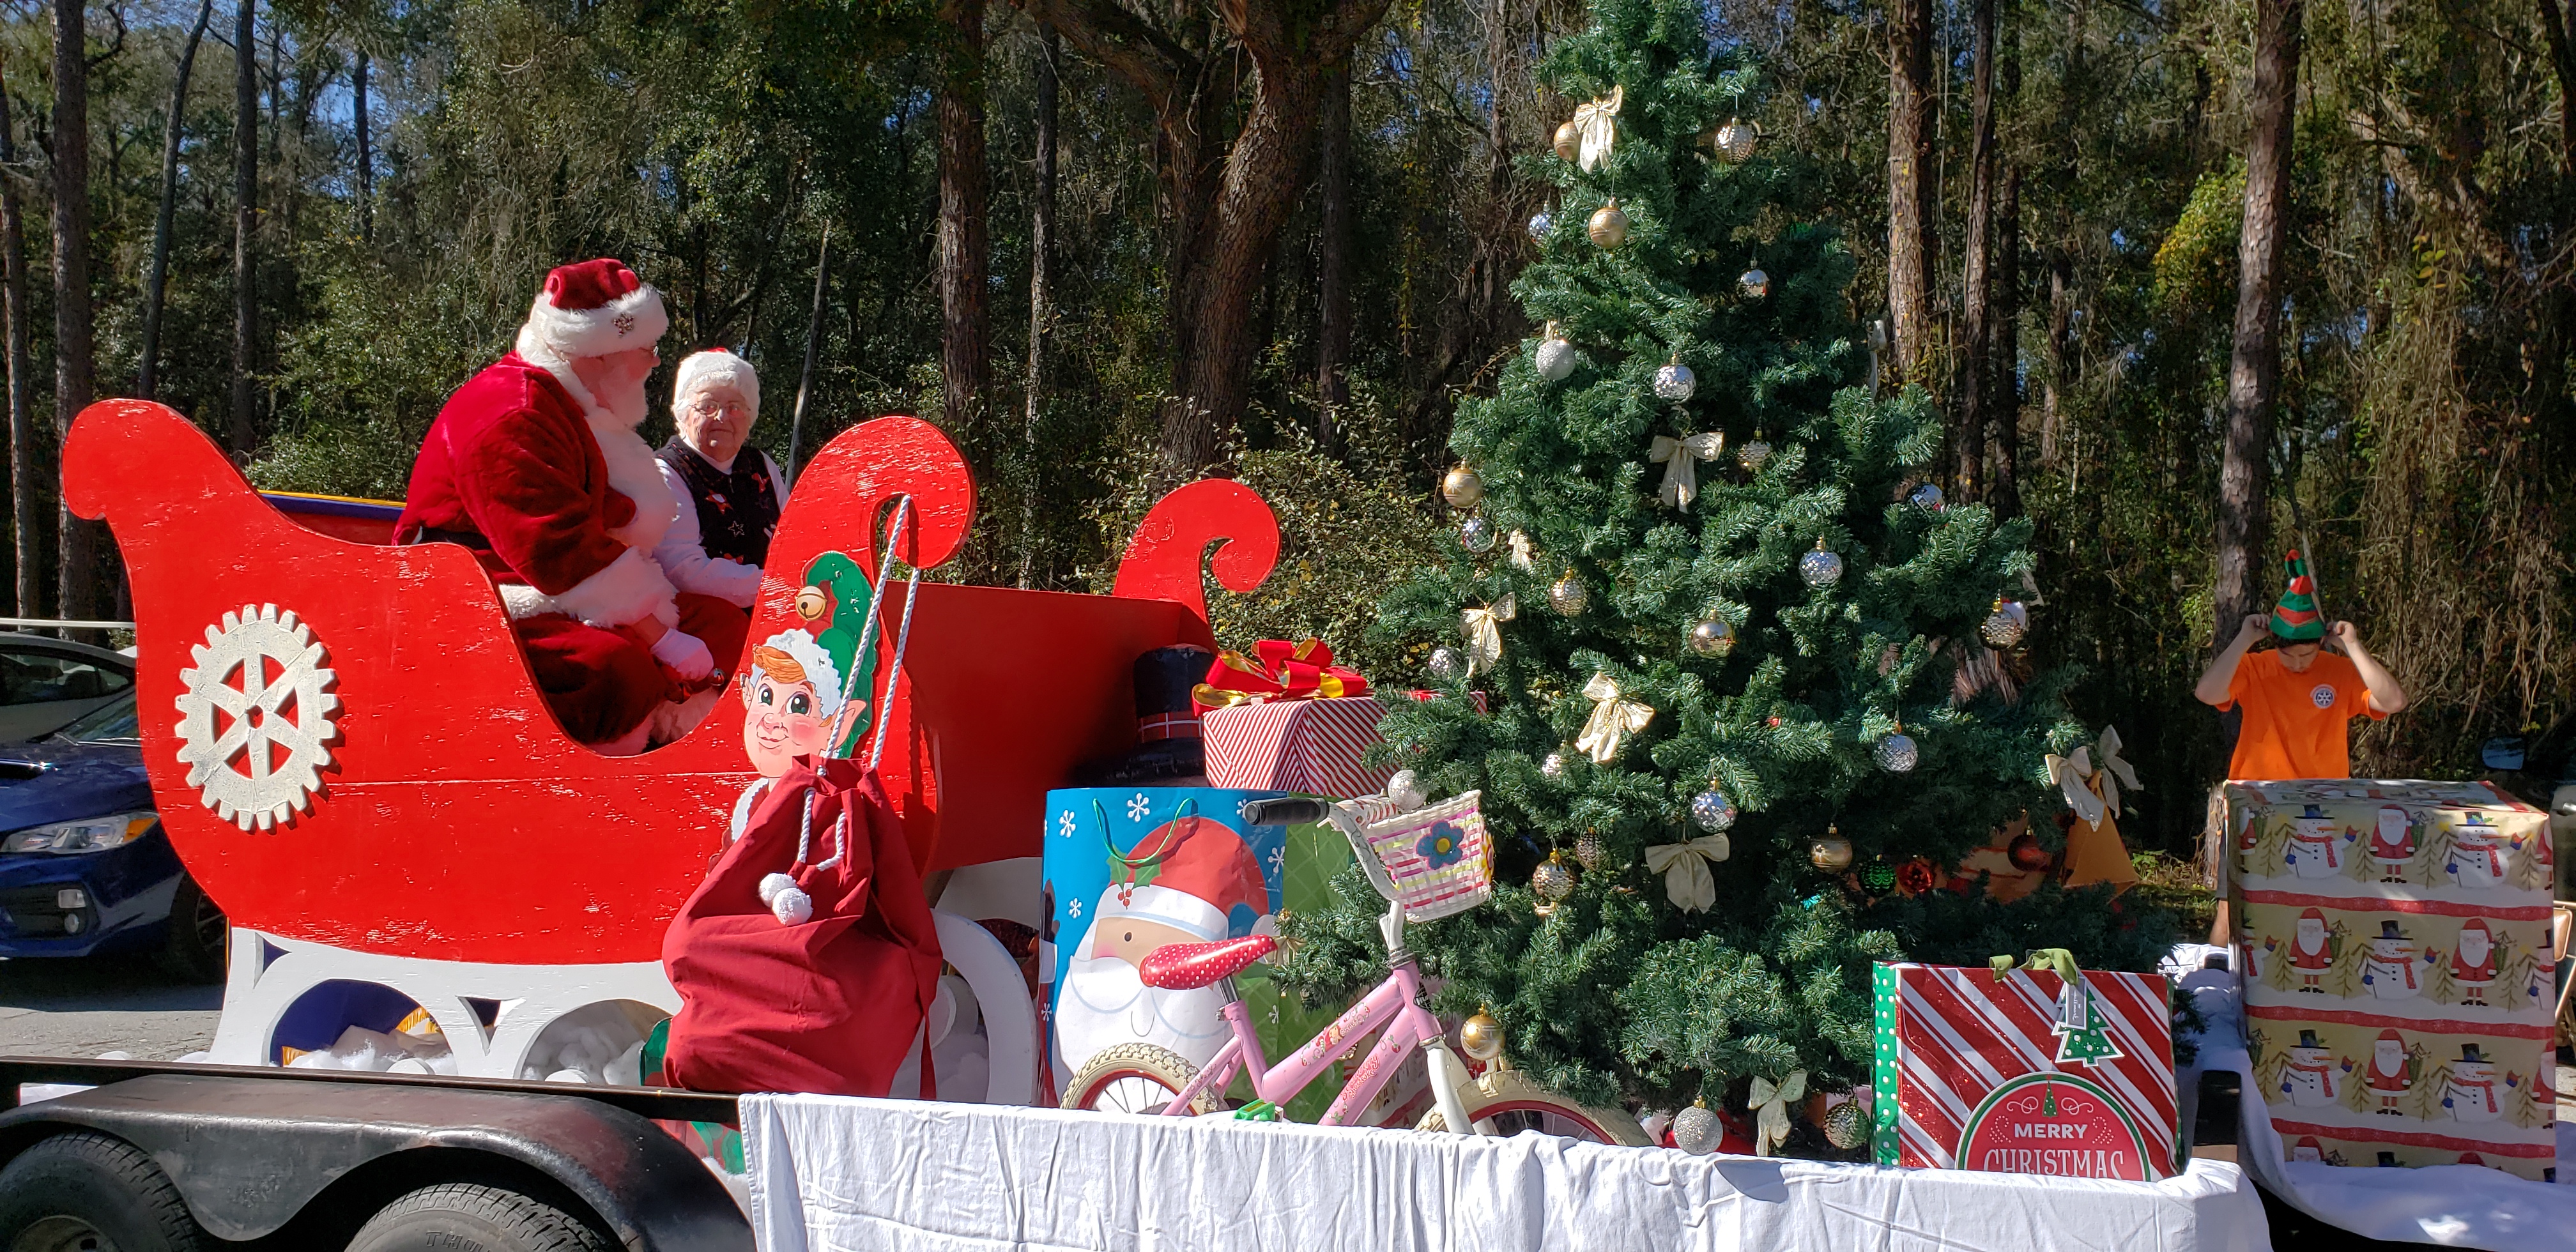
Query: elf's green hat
[
  {"left": 2271, "top": 550, "right": 2324, "bottom": 642},
  {"left": 794, "top": 550, "right": 881, "bottom": 756}
]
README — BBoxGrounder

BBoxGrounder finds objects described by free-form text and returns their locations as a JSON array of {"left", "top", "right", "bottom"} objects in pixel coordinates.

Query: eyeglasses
[{"left": 686, "top": 399, "right": 748, "bottom": 420}]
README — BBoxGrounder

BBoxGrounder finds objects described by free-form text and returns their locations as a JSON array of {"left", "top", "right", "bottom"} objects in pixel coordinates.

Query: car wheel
[
  {"left": 344, "top": 1184, "right": 613, "bottom": 1252},
  {"left": 0, "top": 1131, "right": 209, "bottom": 1251},
  {"left": 152, "top": 877, "right": 227, "bottom": 984}
]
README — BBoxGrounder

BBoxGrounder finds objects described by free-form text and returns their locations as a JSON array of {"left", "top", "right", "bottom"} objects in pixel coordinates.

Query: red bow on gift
[{"left": 1192, "top": 637, "right": 1371, "bottom": 710}]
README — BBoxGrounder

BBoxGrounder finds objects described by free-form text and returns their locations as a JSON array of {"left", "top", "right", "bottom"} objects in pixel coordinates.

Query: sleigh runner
[{"left": 64, "top": 398, "right": 1281, "bottom": 1101}]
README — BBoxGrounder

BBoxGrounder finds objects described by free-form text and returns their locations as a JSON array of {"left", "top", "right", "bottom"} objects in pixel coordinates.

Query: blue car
[{"left": 0, "top": 692, "right": 226, "bottom": 981}]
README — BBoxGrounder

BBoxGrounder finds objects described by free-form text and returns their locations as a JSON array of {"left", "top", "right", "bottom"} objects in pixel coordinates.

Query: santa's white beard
[
  {"left": 1055, "top": 947, "right": 1234, "bottom": 1075},
  {"left": 2373, "top": 1044, "right": 2404, "bottom": 1075},
  {"left": 596, "top": 375, "right": 650, "bottom": 429},
  {"left": 2458, "top": 934, "right": 2492, "bottom": 966},
  {"left": 2295, "top": 925, "right": 2325, "bottom": 955}
]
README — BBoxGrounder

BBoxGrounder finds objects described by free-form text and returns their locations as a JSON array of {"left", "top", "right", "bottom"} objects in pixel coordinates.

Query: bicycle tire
[
  {"left": 1061, "top": 1042, "right": 1228, "bottom": 1116},
  {"left": 1415, "top": 1068, "right": 1651, "bottom": 1146}
]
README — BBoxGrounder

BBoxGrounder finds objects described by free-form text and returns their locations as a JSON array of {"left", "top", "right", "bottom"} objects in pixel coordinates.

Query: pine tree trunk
[
  {"left": 1990, "top": 164, "right": 2021, "bottom": 516},
  {"left": 2216, "top": 0, "right": 2302, "bottom": 636},
  {"left": 1956, "top": 0, "right": 1995, "bottom": 498},
  {"left": 2041, "top": 249, "right": 2070, "bottom": 471},
  {"left": 1019, "top": 24, "right": 1057, "bottom": 590},
  {"left": 2540, "top": 0, "right": 2575, "bottom": 173},
  {"left": 1315, "top": 57, "right": 1352, "bottom": 454},
  {"left": 0, "top": 52, "right": 38, "bottom": 618},
  {"left": 141, "top": 0, "right": 214, "bottom": 401},
  {"left": 1885, "top": 0, "right": 1936, "bottom": 392},
  {"left": 231, "top": 0, "right": 258, "bottom": 457},
  {"left": 936, "top": 0, "right": 989, "bottom": 436},
  {"left": 353, "top": 46, "right": 371, "bottom": 243},
  {"left": 52, "top": 0, "right": 98, "bottom": 632}
]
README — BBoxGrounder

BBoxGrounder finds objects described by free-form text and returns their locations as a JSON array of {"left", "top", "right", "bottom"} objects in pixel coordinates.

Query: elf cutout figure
[
  {"left": 2448, "top": 919, "right": 2500, "bottom": 1008},
  {"left": 2367, "top": 806, "right": 2415, "bottom": 883},
  {"left": 2361, "top": 919, "right": 2423, "bottom": 1000}
]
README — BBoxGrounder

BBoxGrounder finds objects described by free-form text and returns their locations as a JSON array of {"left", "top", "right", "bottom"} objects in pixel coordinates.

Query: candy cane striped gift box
[
  {"left": 1873, "top": 962, "right": 2178, "bottom": 1180},
  {"left": 1202, "top": 697, "right": 1395, "bottom": 801}
]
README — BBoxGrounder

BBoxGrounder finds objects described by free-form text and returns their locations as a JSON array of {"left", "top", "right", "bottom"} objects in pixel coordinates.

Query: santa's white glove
[{"left": 650, "top": 627, "right": 715, "bottom": 681}]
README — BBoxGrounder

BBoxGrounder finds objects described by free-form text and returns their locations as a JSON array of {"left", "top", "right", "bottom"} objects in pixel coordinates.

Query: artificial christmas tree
[{"left": 1275, "top": 0, "right": 2179, "bottom": 1138}]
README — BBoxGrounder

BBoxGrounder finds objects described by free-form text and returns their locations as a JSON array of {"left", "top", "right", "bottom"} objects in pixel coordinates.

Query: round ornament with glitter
[
  {"left": 1531, "top": 853, "right": 1576, "bottom": 916},
  {"left": 1459, "top": 514, "right": 1497, "bottom": 554},
  {"left": 1386, "top": 768, "right": 1427, "bottom": 812},
  {"left": 1588, "top": 202, "right": 1630, "bottom": 250},
  {"left": 1737, "top": 436, "right": 1772, "bottom": 471},
  {"left": 1553, "top": 121, "right": 1582, "bottom": 163},
  {"left": 1691, "top": 789, "right": 1738, "bottom": 832},
  {"left": 1808, "top": 827, "right": 1855, "bottom": 873},
  {"left": 1427, "top": 646, "right": 1465, "bottom": 682},
  {"left": 1798, "top": 540, "right": 1844, "bottom": 588},
  {"left": 1573, "top": 830, "right": 1607, "bottom": 871},
  {"left": 1540, "top": 751, "right": 1569, "bottom": 779},
  {"left": 1671, "top": 1102, "right": 1721, "bottom": 1154},
  {"left": 1527, "top": 211, "right": 1552, "bottom": 241},
  {"left": 1653, "top": 361, "right": 1697, "bottom": 403},
  {"left": 1441, "top": 464, "right": 1485, "bottom": 509},
  {"left": 1859, "top": 857, "right": 1899, "bottom": 894},
  {"left": 1710, "top": 118, "right": 1758, "bottom": 164},
  {"left": 1535, "top": 330, "right": 1579, "bottom": 382},
  {"left": 1896, "top": 858, "right": 1939, "bottom": 895},
  {"left": 1820, "top": 1097, "right": 1868, "bottom": 1150},
  {"left": 1908, "top": 481, "right": 1945, "bottom": 511},
  {"left": 1548, "top": 570, "right": 1588, "bottom": 616},
  {"left": 1738, "top": 267, "right": 1770, "bottom": 299},
  {"left": 1981, "top": 598, "right": 2029, "bottom": 648},
  {"left": 1686, "top": 616, "right": 1735, "bottom": 657},
  {"left": 1874, "top": 728, "right": 1919, "bottom": 773}
]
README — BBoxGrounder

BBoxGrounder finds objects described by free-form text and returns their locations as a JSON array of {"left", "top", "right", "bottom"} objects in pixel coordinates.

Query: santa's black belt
[{"left": 405, "top": 524, "right": 489, "bottom": 549}]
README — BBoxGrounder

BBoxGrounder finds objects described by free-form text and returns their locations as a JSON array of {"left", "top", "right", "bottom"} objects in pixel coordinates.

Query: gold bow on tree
[
  {"left": 1573, "top": 86, "right": 1623, "bottom": 170},
  {"left": 1649, "top": 432, "right": 1724, "bottom": 510},
  {"left": 2046, "top": 726, "right": 2142, "bottom": 825},
  {"left": 1749, "top": 1069, "right": 1807, "bottom": 1157},
  {"left": 1575, "top": 672, "right": 1655, "bottom": 764},
  {"left": 1460, "top": 595, "right": 1516, "bottom": 676},
  {"left": 1643, "top": 835, "right": 1731, "bottom": 912}
]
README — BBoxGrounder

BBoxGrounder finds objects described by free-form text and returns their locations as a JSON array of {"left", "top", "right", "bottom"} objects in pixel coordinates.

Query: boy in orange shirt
[{"left": 2195, "top": 551, "right": 2407, "bottom": 942}]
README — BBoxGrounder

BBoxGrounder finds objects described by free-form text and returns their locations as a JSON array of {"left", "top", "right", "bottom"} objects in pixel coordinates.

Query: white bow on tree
[
  {"left": 1649, "top": 432, "right": 1724, "bottom": 510},
  {"left": 2047, "top": 726, "right": 2142, "bottom": 824},
  {"left": 1575, "top": 671, "right": 1655, "bottom": 763},
  {"left": 1573, "top": 86, "right": 1623, "bottom": 170},
  {"left": 1644, "top": 835, "right": 1731, "bottom": 912},
  {"left": 1460, "top": 596, "right": 1515, "bottom": 675},
  {"left": 1750, "top": 1069, "right": 1807, "bottom": 1157}
]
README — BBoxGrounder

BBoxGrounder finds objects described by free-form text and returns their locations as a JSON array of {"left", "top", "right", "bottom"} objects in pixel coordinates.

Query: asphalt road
[{"left": 0, "top": 956, "right": 221, "bottom": 1060}]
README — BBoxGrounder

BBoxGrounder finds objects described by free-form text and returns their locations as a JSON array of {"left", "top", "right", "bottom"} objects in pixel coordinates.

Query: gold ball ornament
[
  {"left": 1531, "top": 851, "right": 1576, "bottom": 916},
  {"left": 1573, "top": 830, "right": 1607, "bottom": 870},
  {"left": 794, "top": 585, "right": 831, "bottom": 622},
  {"left": 1710, "top": 118, "right": 1758, "bottom": 164},
  {"left": 1981, "top": 597, "right": 2030, "bottom": 648},
  {"left": 1460, "top": 1006, "right": 1506, "bottom": 1065},
  {"left": 1587, "top": 201, "right": 1630, "bottom": 250},
  {"left": 1737, "top": 434, "right": 1772, "bottom": 471},
  {"left": 1809, "top": 825, "right": 1855, "bottom": 873},
  {"left": 1441, "top": 463, "right": 1485, "bottom": 509},
  {"left": 1686, "top": 615, "right": 1735, "bottom": 657},
  {"left": 1553, "top": 120, "right": 1583, "bottom": 163},
  {"left": 1548, "top": 570, "right": 1589, "bottom": 616}
]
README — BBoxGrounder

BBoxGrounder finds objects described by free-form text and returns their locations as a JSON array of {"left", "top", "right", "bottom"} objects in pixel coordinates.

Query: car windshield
[{"left": 52, "top": 691, "right": 140, "bottom": 744}]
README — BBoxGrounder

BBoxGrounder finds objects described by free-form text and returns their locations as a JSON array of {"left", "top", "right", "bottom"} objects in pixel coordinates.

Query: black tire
[
  {"left": 151, "top": 876, "right": 226, "bottom": 984},
  {"left": 0, "top": 1131, "right": 208, "bottom": 1252},
  {"left": 344, "top": 1184, "right": 613, "bottom": 1252}
]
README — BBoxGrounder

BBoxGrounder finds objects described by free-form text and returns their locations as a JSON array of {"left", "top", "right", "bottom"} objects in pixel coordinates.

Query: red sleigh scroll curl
[{"left": 1111, "top": 478, "right": 1280, "bottom": 623}]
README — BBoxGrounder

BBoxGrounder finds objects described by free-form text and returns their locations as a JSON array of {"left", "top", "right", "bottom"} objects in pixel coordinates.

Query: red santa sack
[{"left": 660, "top": 754, "right": 944, "bottom": 1097}]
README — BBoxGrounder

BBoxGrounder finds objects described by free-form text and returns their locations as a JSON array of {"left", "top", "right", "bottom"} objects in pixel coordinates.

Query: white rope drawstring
[{"left": 797, "top": 494, "right": 922, "bottom": 876}]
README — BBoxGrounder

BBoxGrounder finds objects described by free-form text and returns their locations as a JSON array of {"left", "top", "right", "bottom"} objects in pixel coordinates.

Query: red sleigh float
[{"left": 63, "top": 399, "right": 1279, "bottom": 1097}]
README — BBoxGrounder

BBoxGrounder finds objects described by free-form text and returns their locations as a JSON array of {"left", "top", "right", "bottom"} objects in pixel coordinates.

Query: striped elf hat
[{"left": 2271, "top": 550, "right": 2325, "bottom": 641}]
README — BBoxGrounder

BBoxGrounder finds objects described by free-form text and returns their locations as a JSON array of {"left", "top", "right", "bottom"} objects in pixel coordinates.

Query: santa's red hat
[
  {"left": 2376, "top": 1028, "right": 2404, "bottom": 1042},
  {"left": 518, "top": 258, "right": 668, "bottom": 363},
  {"left": 2298, "top": 907, "right": 2325, "bottom": 923},
  {"left": 1099, "top": 815, "right": 1269, "bottom": 943}
]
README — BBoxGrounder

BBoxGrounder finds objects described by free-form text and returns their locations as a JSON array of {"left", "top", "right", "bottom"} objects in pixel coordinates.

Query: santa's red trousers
[{"left": 514, "top": 593, "right": 750, "bottom": 744}]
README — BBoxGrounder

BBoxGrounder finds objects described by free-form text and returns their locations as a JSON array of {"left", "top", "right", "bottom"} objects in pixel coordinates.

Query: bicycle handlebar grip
[{"left": 1239, "top": 797, "right": 1331, "bottom": 827}]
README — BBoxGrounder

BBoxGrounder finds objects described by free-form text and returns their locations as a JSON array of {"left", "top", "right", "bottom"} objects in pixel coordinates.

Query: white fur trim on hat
[
  {"left": 1097, "top": 883, "right": 1227, "bottom": 942},
  {"left": 519, "top": 282, "right": 668, "bottom": 362},
  {"left": 674, "top": 349, "right": 760, "bottom": 421},
  {"left": 755, "top": 629, "right": 847, "bottom": 717},
  {"left": 497, "top": 546, "right": 680, "bottom": 630}
]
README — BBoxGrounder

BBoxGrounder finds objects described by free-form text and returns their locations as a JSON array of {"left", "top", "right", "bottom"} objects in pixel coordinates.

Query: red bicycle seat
[{"left": 1138, "top": 935, "right": 1278, "bottom": 990}]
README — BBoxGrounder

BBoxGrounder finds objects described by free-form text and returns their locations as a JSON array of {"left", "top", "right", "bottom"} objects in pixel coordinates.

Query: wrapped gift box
[
  {"left": 1873, "top": 961, "right": 2179, "bottom": 1180},
  {"left": 2225, "top": 779, "right": 2557, "bottom": 1181},
  {"left": 1202, "top": 697, "right": 1396, "bottom": 801}
]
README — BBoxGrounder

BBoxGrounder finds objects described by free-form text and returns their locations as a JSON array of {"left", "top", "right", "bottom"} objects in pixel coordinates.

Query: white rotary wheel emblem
[{"left": 174, "top": 604, "right": 342, "bottom": 830}]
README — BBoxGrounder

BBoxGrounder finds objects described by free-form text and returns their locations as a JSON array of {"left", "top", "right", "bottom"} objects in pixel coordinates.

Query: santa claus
[
  {"left": 2368, "top": 805, "right": 2414, "bottom": 883},
  {"left": 2365, "top": 1028, "right": 2413, "bottom": 1115},
  {"left": 2284, "top": 907, "right": 2334, "bottom": 994},
  {"left": 397, "top": 259, "right": 748, "bottom": 754},
  {"left": 1054, "top": 813, "right": 1273, "bottom": 1081},
  {"left": 2449, "top": 919, "right": 2499, "bottom": 1008}
]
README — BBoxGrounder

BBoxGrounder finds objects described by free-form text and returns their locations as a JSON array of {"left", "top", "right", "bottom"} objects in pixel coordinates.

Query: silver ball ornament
[
  {"left": 1798, "top": 541, "right": 1844, "bottom": 588},
  {"left": 1908, "top": 482, "right": 1945, "bottom": 510},
  {"left": 1427, "top": 646, "right": 1466, "bottom": 682},
  {"left": 1540, "top": 751, "right": 1569, "bottom": 779},
  {"left": 1459, "top": 515, "right": 1498, "bottom": 554},
  {"left": 1386, "top": 768, "right": 1428, "bottom": 811},
  {"left": 1535, "top": 336, "right": 1579, "bottom": 382},
  {"left": 1653, "top": 362, "right": 1697, "bottom": 403},
  {"left": 1736, "top": 438, "right": 1772, "bottom": 471},
  {"left": 1527, "top": 211, "right": 1553, "bottom": 240},
  {"left": 1671, "top": 1103, "right": 1721, "bottom": 1154},
  {"left": 1547, "top": 571, "right": 1588, "bottom": 616},
  {"left": 1738, "top": 267, "right": 1770, "bottom": 299},
  {"left": 1686, "top": 616, "right": 1735, "bottom": 657},
  {"left": 1875, "top": 730, "right": 1919, "bottom": 773},
  {"left": 1690, "top": 790, "right": 1738, "bottom": 832}
]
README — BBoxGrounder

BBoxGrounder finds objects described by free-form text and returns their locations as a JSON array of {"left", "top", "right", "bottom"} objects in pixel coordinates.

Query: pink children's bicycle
[{"left": 1060, "top": 793, "right": 1647, "bottom": 1145}]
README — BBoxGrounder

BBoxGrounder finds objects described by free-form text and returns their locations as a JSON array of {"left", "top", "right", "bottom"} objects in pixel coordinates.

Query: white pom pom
[
  {"left": 758, "top": 872, "right": 797, "bottom": 906},
  {"left": 771, "top": 886, "right": 813, "bottom": 926}
]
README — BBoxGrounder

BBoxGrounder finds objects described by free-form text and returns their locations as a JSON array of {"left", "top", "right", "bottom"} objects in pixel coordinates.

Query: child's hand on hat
[{"left": 2240, "top": 613, "right": 2273, "bottom": 643}]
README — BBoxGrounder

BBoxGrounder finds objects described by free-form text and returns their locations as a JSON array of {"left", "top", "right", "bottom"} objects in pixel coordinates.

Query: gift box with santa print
[
  {"left": 1871, "top": 956, "right": 2180, "bottom": 1180},
  {"left": 2225, "top": 779, "right": 2557, "bottom": 1181}
]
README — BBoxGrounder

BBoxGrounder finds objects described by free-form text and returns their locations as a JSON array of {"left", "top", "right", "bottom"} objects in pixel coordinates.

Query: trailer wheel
[
  {"left": 345, "top": 1183, "right": 613, "bottom": 1252},
  {"left": 0, "top": 1131, "right": 208, "bottom": 1251}
]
